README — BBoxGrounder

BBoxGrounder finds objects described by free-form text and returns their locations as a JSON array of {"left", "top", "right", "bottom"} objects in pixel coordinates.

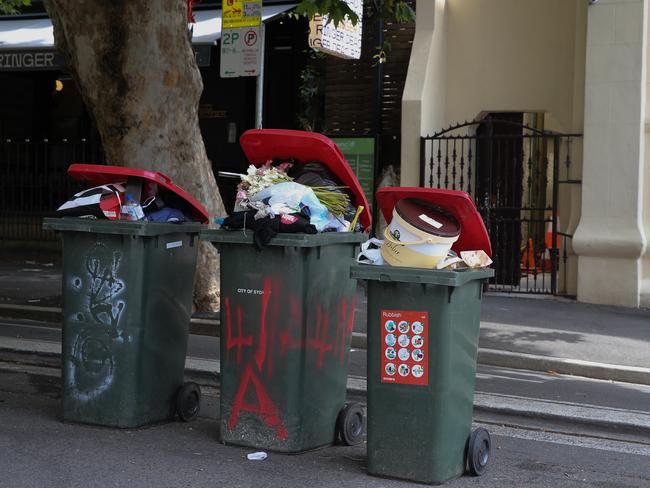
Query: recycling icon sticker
[{"left": 380, "top": 309, "right": 429, "bottom": 386}]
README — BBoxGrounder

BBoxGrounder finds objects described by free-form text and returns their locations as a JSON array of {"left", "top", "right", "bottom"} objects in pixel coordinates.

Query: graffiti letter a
[{"left": 228, "top": 362, "right": 288, "bottom": 441}]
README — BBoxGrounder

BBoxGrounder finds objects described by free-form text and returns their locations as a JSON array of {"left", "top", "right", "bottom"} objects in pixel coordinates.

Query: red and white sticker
[{"left": 380, "top": 310, "right": 428, "bottom": 386}]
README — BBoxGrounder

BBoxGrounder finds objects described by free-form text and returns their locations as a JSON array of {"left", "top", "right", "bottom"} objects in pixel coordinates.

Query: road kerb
[{"left": 478, "top": 348, "right": 650, "bottom": 386}]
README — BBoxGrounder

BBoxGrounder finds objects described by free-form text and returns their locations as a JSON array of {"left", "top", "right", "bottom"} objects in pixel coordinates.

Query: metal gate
[
  {"left": 420, "top": 116, "right": 581, "bottom": 294},
  {"left": 0, "top": 138, "right": 104, "bottom": 242}
]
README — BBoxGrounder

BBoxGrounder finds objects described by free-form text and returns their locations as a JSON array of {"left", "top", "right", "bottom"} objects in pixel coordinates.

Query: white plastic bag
[
  {"left": 251, "top": 182, "right": 331, "bottom": 231},
  {"left": 356, "top": 238, "right": 385, "bottom": 265}
]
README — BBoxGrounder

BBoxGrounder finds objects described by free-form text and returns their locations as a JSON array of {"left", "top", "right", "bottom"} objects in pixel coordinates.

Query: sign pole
[{"left": 255, "top": 23, "right": 265, "bottom": 128}]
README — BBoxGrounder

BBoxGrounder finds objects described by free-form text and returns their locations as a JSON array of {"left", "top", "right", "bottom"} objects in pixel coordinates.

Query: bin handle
[
  {"left": 383, "top": 227, "right": 439, "bottom": 246},
  {"left": 156, "top": 171, "right": 172, "bottom": 184}
]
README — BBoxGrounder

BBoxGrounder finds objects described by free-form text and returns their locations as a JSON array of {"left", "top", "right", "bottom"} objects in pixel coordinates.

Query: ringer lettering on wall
[
  {"left": 0, "top": 46, "right": 212, "bottom": 71},
  {"left": 0, "top": 51, "right": 63, "bottom": 70}
]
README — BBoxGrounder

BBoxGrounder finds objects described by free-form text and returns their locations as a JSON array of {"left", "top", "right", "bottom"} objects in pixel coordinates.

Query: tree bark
[{"left": 45, "top": 0, "right": 223, "bottom": 311}]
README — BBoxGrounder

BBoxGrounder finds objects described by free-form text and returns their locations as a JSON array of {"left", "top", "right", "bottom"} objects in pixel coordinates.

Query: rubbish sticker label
[
  {"left": 381, "top": 310, "right": 428, "bottom": 386},
  {"left": 166, "top": 241, "right": 183, "bottom": 249}
]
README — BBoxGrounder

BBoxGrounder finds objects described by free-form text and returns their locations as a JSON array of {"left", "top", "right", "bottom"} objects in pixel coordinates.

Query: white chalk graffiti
[{"left": 66, "top": 243, "right": 127, "bottom": 402}]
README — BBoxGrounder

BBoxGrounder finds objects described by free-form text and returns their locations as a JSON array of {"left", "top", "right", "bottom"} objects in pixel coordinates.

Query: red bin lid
[
  {"left": 67, "top": 164, "right": 209, "bottom": 223},
  {"left": 239, "top": 129, "right": 372, "bottom": 231},
  {"left": 376, "top": 187, "right": 492, "bottom": 256}
]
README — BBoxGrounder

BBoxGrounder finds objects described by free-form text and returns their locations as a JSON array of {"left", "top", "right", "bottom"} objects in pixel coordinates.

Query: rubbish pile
[
  {"left": 357, "top": 187, "right": 493, "bottom": 270},
  {"left": 216, "top": 129, "right": 370, "bottom": 250},
  {"left": 55, "top": 164, "right": 209, "bottom": 224}
]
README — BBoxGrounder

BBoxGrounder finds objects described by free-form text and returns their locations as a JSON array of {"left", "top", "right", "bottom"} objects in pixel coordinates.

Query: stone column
[
  {"left": 573, "top": 0, "right": 648, "bottom": 307},
  {"left": 400, "top": 0, "right": 447, "bottom": 187}
]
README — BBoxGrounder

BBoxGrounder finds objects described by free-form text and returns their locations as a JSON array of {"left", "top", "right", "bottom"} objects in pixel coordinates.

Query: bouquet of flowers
[
  {"left": 236, "top": 162, "right": 292, "bottom": 203},
  {"left": 235, "top": 162, "right": 350, "bottom": 216}
]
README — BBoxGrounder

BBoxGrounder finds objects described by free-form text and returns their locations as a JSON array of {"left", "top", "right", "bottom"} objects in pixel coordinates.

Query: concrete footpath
[{"left": 2, "top": 269, "right": 649, "bottom": 385}]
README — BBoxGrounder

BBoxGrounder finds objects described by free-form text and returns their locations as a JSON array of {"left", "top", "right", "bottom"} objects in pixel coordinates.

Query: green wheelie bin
[
  {"left": 352, "top": 187, "right": 494, "bottom": 484},
  {"left": 43, "top": 164, "right": 208, "bottom": 428},
  {"left": 203, "top": 231, "right": 366, "bottom": 452},
  {"left": 351, "top": 265, "right": 493, "bottom": 484},
  {"left": 201, "top": 128, "right": 373, "bottom": 453}
]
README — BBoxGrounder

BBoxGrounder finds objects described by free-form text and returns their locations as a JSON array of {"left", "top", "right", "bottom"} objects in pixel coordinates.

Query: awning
[
  {"left": 0, "top": 17, "right": 53, "bottom": 49},
  {"left": 0, "top": 4, "right": 296, "bottom": 49}
]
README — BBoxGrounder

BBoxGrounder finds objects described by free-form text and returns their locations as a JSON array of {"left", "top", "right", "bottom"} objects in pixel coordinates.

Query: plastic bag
[
  {"left": 357, "top": 238, "right": 385, "bottom": 265},
  {"left": 287, "top": 161, "right": 359, "bottom": 227},
  {"left": 251, "top": 182, "right": 333, "bottom": 232}
]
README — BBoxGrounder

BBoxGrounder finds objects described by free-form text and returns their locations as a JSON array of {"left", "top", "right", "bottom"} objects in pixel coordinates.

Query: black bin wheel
[
  {"left": 336, "top": 402, "right": 365, "bottom": 446},
  {"left": 176, "top": 382, "right": 201, "bottom": 422},
  {"left": 467, "top": 427, "right": 491, "bottom": 476}
]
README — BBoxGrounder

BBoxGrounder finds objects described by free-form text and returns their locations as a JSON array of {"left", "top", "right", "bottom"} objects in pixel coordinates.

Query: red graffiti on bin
[
  {"left": 227, "top": 362, "right": 288, "bottom": 441},
  {"left": 224, "top": 277, "right": 356, "bottom": 441}
]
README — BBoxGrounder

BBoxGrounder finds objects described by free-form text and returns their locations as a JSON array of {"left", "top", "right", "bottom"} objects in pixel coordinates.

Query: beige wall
[
  {"left": 444, "top": 0, "right": 585, "bottom": 133},
  {"left": 643, "top": 0, "right": 650, "bottom": 308},
  {"left": 401, "top": 0, "right": 447, "bottom": 187},
  {"left": 402, "top": 0, "right": 587, "bottom": 182},
  {"left": 401, "top": 0, "right": 650, "bottom": 307},
  {"left": 401, "top": 0, "right": 588, "bottom": 294}
]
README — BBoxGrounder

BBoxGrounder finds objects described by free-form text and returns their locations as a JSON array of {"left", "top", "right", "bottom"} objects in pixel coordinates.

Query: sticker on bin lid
[
  {"left": 66, "top": 164, "right": 209, "bottom": 223},
  {"left": 376, "top": 187, "right": 492, "bottom": 256},
  {"left": 381, "top": 309, "right": 428, "bottom": 386},
  {"left": 419, "top": 214, "right": 443, "bottom": 229},
  {"left": 239, "top": 129, "right": 371, "bottom": 231}
]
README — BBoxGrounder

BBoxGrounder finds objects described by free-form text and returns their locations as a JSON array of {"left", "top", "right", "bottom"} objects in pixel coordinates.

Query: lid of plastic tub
[
  {"left": 376, "top": 187, "right": 492, "bottom": 256},
  {"left": 67, "top": 164, "right": 209, "bottom": 223},
  {"left": 395, "top": 199, "right": 460, "bottom": 238},
  {"left": 239, "top": 129, "right": 371, "bottom": 231}
]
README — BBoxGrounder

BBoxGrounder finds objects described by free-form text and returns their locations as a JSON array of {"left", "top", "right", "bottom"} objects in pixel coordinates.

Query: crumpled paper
[{"left": 437, "top": 250, "right": 493, "bottom": 270}]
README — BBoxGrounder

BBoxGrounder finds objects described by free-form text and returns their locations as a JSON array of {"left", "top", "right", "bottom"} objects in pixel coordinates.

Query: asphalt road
[{"left": 0, "top": 368, "right": 649, "bottom": 488}]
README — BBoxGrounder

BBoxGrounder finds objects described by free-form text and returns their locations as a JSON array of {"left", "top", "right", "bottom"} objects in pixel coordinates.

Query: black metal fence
[
  {"left": 420, "top": 117, "right": 582, "bottom": 295},
  {"left": 0, "top": 138, "right": 104, "bottom": 242}
]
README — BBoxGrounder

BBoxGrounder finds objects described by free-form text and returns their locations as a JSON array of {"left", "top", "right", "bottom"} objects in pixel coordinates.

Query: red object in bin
[
  {"left": 376, "top": 187, "right": 492, "bottom": 257},
  {"left": 239, "top": 129, "right": 372, "bottom": 231},
  {"left": 67, "top": 164, "right": 210, "bottom": 223}
]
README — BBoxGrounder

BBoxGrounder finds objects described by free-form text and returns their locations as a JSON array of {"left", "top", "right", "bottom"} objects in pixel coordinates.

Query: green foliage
[
  {"left": 297, "top": 50, "right": 326, "bottom": 132},
  {"left": 0, "top": 0, "right": 30, "bottom": 15},
  {"left": 372, "top": 40, "right": 391, "bottom": 66},
  {"left": 294, "top": 0, "right": 414, "bottom": 28}
]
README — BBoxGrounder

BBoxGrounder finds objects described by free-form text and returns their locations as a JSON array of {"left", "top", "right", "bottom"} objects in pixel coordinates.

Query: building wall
[
  {"left": 402, "top": 0, "right": 587, "bottom": 189},
  {"left": 639, "top": 0, "right": 650, "bottom": 308},
  {"left": 401, "top": 0, "right": 588, "bottom": 296},
  {"left": 444, "top": 0, "right": 585, "bottom": 134},
  {"left": 401, "top": 0, "right": 447, "bottom": 187}
]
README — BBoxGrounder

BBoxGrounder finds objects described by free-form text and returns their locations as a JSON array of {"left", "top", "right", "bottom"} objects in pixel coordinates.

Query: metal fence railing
[{"left": 0, "top": 138, "right": 104, "bottom": 242}]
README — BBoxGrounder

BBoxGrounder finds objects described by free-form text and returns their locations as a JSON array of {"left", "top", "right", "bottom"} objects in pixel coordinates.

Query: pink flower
[{"left": 277, "top": 162, "right": 293, "bottom": 172}]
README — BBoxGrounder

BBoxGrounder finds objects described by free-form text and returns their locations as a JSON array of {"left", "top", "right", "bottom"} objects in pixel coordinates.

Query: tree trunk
[{"left": 45, "top": 0, "right": 223, "bottom": 311}]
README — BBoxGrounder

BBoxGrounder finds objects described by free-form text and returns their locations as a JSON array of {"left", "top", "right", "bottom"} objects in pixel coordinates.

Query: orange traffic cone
[
  {"left": 521, "top": 238, "right": 537, "bottom": 273},
  {"left": 543, "top": 216, "right": 561, "bottom": 272}
]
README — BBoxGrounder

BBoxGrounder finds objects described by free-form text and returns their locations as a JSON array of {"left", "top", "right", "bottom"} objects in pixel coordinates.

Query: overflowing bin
[
  {"left": 352, "top": 187, "right": 494, "bottom": 484},
  {"left": 44, "top": 164, "right": 208, "bottom": 428},
  {"left": 202, "top": 129, "right": 371, "bottom": 452}
]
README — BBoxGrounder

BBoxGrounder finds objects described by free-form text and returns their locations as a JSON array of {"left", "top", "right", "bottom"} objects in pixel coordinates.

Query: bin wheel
[
  {"left": 176, "top": 382, "right": 201, "bottom": 422},
  {"left": 336, "top": 402, "right": 365, "bottom": 446},
  {"left": 467, "top": 428, "right": 491, "bottom": 476}
]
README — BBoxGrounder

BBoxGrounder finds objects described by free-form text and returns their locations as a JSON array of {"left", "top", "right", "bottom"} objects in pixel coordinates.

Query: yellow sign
[{"left": 222, "top": 0, "right": 262, "bottom": 29}]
